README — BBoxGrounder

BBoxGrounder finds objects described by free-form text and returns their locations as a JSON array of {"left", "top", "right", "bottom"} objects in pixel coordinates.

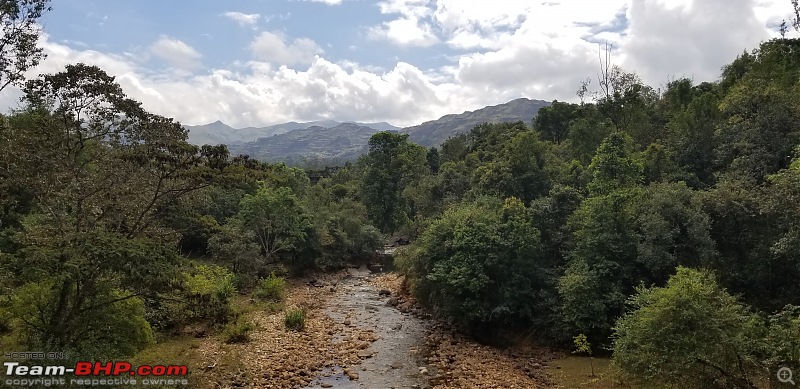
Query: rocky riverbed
[
  {"left": 189, "top": 269, "right": 551, "bottom": 389},
  {"left": 307, "top": 267, "right": 433, "bottom": 389}
]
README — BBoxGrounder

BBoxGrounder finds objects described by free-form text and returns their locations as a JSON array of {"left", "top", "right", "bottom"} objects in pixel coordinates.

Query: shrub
[
  {"left": 223, "top": 317, "right": 256, "bottom": 344},
  {"left": 284, "top": 307, "right": 306, "bottom": 331},
  {"left": 183, "top": 264, "right": 237, "bottom": 324},
  {"left": 252, "top": 273, "right": 286, "bottom": 302},
  {"left": 149, "top": 263, "right": 237, "bottom": 332},
  {"left": 400, "top": 197, "right": 545, "bottom": 342},
  {"left": 612, "top": 267, "right": 763, "bottom": 389}
]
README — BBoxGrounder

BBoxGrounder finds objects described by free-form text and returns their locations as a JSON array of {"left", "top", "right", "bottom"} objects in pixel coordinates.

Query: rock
[
  {"left": 419, "top": 367, "right": 429, "bottom": 375},
  {"left": 391, "top": 323, "right": 403, "bottom": 331},
  {"left": 321, "top": 384, "right": 333, "bottom": 388},
  {"left": 378, "top": 289, "right": 392, "bottom": 296},
  {"left": 390, "top": 361, "right": 404, "bottom": 369},
  {"left": 387, "top": 297, "right": 399, "bottom": 306},
  {"left": 343, "top": 319, "right": 351, "bottom": 326},
  {"left": 357, "top": 350, "right": 373, "bottom": 358}
]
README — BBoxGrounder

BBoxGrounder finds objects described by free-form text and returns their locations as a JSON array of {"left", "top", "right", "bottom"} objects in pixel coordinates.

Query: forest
[{"left": 2, "top": 1, "right": 800, "bottom": 388}]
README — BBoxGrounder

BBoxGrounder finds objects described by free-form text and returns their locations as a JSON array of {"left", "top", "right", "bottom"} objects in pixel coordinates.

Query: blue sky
[{"left": 1, "top": 0, "right": 796, "bottom": 127}]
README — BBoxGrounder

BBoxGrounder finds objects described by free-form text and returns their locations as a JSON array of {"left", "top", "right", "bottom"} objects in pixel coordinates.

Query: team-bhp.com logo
[{"left": 3, "top": 361, "right": 189, "bottom": 386}]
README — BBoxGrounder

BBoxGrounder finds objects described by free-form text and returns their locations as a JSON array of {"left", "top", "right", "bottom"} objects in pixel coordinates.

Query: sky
[{"left": 0, "top": 0, "right": 796, "bottom": 128}]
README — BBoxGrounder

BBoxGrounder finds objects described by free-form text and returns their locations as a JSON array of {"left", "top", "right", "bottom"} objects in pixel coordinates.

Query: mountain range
[
  {"left": 185, "top": 120, "right": 400, "bottom": 146},
  {"left": 183, "top": 98, "right": 551, "bottom": 164}
]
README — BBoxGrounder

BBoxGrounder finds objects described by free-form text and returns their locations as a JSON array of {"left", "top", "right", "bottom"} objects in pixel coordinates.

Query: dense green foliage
[{"left": 612, "top": 267, "right": 763, "bottom": 388}]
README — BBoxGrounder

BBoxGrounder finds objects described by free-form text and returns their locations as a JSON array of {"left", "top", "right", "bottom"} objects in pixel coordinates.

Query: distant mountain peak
[
  {"left": 183, "top": 98, "right": 551, "bottom": 163},
  {"left": 401, "top": 98, "right": 551, "bottom": 147}
]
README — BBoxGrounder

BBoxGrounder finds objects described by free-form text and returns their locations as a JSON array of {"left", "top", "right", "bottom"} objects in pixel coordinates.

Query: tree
[
  {"left": 426, "top": 146, "right": 440, "bottom": 173},
  {"left": 398, "top": 197, "right": 545, "bottom": 343},
  {"left": 572, "top": 333, "right": 595, "bottom": 377},
  {"left": 0, "top": 0, "right": 51, "bottom": 91},
  {"left": 632, "top": 182, "right": 717, "bottom": 284},
  {"left": 302, "top": 180, "right": 382, "bottom": 269},
  {"left": 715, "top": 39, "right": 800, "bottom": 183},
  {"left": 534, "top": 101, "right": 578, "bottom": 144},
  {"left": 612, "top": 267, "right": 763, "bottom": 389},
  {"left": 700, "top": 179, "right": 773, "bottom": 310},
  {"left": 492, "top": 131, "right": 554, "bottom": 203},
  {"left": 208, "top": 218, "right": 261, "bottom": 285},
  {"left": 360, "top": 132, "right": 427, "bottom": 233},
  {"left": 238, "top": 184, "right": 308, "bottom": 264},
  {"left": 559, "top": 190, "right": 639, "bottom": 344},
  {"left": 586, "top": 132, "right": 643, "bottom": 196},
  {"left": 0, "top": 64, "right": 209, "bottom": 355}
]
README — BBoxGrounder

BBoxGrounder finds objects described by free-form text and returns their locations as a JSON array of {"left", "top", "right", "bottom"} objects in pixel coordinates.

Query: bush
[
  {"left": 223, "top": 317, "right": 255, "bottom": 344},
  {"left": 284, "top": 307, "right": 306, "bottom": 331},
  {"left": 149, "top": 263, "right": 237, "bottom": 332},
  {"left": 612, "top": 267, "right": 764, "bottom": 389},
  {"left": 182, "top": 264, "right": 237, "bottom": 324},
  {"left": 400, "top": 197, "right": 545, "bottom": 342},
  {"left": 252, "top": 273, "right": 286, "bottom": 302}
]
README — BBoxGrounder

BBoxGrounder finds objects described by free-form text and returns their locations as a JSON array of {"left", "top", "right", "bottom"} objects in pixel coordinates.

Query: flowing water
[{"left": 307, "top": 268, "right": 433, "bottom": 389}]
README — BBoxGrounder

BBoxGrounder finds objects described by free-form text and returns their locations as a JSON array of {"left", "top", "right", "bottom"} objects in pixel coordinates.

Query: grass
[
  {"left": 222, "top": 317, "right": 256, "bottom": 343},
  {"left": 548, "top": 356, "right": 637, "bottom": 389},
  {"left": 284, "top": 307, "right": 306, "bottom": 331},
  {"left": 129, "top": 336, "right": 203, "bottom": 388},
  {"left": 252, "top": 273, "right": 287, "bottom": 302}
]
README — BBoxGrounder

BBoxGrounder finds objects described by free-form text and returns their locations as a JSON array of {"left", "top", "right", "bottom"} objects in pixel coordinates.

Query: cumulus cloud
[
  {"left": 620, "top": 0, "right": 772, "bottom": 86},
  {"left": 250, "top": 31, "right": 323, "bottom": 65},
  {"left": 0, "top": 34, "right": 464, "bottom": 127},
  {"left": 148, "top": 36, "right": 201, "bottom": 70},
  {"left": 368, "top": 17, "right": 439, "bottom": 47},
  {"left": 369, "top": 0, "right": 440, "bottom": 47},
  {"left": 221, "top": 11, "right": 261, "bottom": 27},
  {"left": 0, "top": 0, "right": 793, "bottom": 130}
]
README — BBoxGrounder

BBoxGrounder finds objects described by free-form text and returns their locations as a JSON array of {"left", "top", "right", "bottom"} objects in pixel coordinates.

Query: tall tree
[
  {"left": 0, "top": 64, "right": 209, "bottom": 355},
  {"left": 0, "top": 0, "right": 50, "bottom": 91},
  {"left": 238, "top": 184, "right": 308, "bottom": 264},
  {"left": 586, "top": 132, "right": 643, "bottom": 196},
  {"left": 360, "top": 132, "right": 427, "bottom": 234}
]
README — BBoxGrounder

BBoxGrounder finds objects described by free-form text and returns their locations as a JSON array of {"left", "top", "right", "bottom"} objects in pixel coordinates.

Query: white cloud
[
  {"left": 250, "top": 31, "right": 323, "bottom": 65},
  {"left": 307, "top": 0, "right": 343, "bottom": 4},
  {"left": 0, "top": 0, "right": 795, "bottom": 131},
  {"left": 148, "top": 36, "right": 201, "bottom": 70},
  {"left": 368, "top": 17, "right": 439, "bottom": 47},
  {"left": 618, "top": 0, "right": 781, "bottom": 87},
  {"left": 221, "top": 11, "right": 261, "bottom": 27},
  {"left": 369, "top": 0, "right": 440, "bottom": 47}
]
